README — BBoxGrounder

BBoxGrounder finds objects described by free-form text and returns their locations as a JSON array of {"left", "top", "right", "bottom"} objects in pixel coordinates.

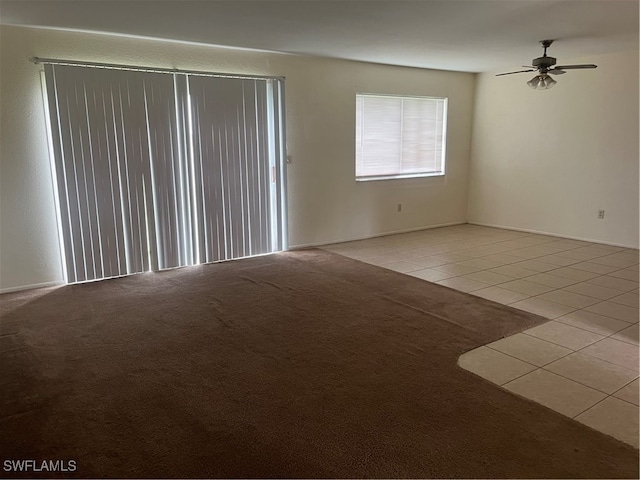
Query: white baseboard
[
  {"left": 467, "top": 221, "right": 639, "bottom": 250},
  {"left": 0, "top": 281, "right": 64, "bottom": 295},
  {"left": 289, "top": 221, "right": 467, "bottom": 249}
]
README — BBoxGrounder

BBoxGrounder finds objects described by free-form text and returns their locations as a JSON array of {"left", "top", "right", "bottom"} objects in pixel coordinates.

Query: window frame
[{"left": 355, "top": 92, "right": 448, "bottom": 182}]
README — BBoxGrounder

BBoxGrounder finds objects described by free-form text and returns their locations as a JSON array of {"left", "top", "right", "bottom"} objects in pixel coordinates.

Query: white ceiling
[{"left": 1, "top": 0, "right": 638, "bottom": 72}]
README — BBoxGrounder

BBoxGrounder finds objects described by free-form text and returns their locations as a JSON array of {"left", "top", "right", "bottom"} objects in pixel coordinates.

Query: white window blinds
[
  {"left": 43, "top": 63, "right": 285, "bottom": 283},
  {"left": 355, "top": 94, "right": 447, "bottom": 181}
]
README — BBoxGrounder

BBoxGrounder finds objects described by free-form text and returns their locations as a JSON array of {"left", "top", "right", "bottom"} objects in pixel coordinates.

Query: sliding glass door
[
  {"left": 43, "top": 63, "right": 286, "bottom": 283},
  {"left": 188, "top": 76, "right": 285, "bottom": 264}
]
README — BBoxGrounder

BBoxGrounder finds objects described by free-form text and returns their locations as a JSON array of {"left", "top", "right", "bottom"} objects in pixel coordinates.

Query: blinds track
[{"left": 32, "top": 57, "right": 284, "bottom": 81}]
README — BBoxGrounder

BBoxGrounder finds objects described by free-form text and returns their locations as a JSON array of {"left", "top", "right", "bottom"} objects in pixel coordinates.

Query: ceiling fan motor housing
[{"left": 532, "top": 56, "right": 556, "bottom": 70}]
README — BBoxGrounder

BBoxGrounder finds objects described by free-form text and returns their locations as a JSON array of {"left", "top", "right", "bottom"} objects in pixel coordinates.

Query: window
[{"left": 355, "top": 93, "right": 447, "bottom": 181}]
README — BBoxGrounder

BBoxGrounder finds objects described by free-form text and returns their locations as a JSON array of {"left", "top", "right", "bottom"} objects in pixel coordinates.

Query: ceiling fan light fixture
[
  {"left": 527, "top": 73, "right": 556, "bottom": 90},
  {"left": 527, "top": 75, "right": 541, "bottom": 89}
]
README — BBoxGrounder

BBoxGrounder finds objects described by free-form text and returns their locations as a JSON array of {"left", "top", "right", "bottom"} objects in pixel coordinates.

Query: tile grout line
[
  {"left": 498, "top": 366, "right": 543, "bottom": 387},
  {"left": 570, "top": 391, "right": 639, "bottom": 420},
  {"left": 520, "top": 331, "right": 602, "bottom": 351},
  {"left": 483, "top": 334, "right": 639, "bottom": 388},
  {"left": 484, "top": 342, "right": 574, "bottom": 369},
  {"left": 611, "top": 377, "right": 640, "bottom": 396},
  {"left": 484, "top": 342, "right": 638, "bottom": 401}
]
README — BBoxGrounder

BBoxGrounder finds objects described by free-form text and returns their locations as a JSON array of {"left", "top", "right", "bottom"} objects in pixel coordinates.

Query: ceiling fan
[{"left": 496, "top": 40, "right": 597, "bottom": 89}]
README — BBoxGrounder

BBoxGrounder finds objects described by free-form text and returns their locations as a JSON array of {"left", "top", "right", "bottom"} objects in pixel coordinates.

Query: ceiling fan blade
[
  {"left": 553, "top": 64, "right": 598, "bottom": 70},
  {"left": 547, "top": 68, "right": 567, "bottom": 75},
  {"left": 495, "top": 69, "right": 536, "bottom": 76}
]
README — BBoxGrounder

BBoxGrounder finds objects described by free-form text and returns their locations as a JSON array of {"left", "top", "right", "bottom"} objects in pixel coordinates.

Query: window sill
[{"left": 356, "top": 172, "right": 445, "bottom": 182}]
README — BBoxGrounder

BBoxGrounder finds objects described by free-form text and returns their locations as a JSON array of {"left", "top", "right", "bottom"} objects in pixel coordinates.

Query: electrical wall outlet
[{"left": 598, "top": 209, "right": 605, "bottom": 219}]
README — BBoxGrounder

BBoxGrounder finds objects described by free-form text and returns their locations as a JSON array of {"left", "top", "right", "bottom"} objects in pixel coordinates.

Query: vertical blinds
[
  {"left": 44, "top": 64, "right": 285, "bottom": 283},
  {"left": 355, "top": 94, "right": 447, "bottom": 179},
  {"left": 189, "top": 76, "right": 282, "bottom": 263}
]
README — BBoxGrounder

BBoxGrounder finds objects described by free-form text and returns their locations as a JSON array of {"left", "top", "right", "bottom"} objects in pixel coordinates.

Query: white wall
[
  {"left": 0, "top": 25, "right": 475, "bottom": 291},
  {"left": 468, "top": 50, "right": 639, "bottom": 248}
]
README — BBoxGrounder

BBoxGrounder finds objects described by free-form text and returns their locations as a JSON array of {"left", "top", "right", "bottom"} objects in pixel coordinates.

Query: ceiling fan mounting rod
[{"left": 540, "top": 39, "right": 554, "bottom": 56}]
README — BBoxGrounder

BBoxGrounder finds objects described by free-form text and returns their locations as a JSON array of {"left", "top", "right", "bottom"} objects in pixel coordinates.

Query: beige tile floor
[{"left": 321, "top": 224, "right": 639, "bottom": 448}]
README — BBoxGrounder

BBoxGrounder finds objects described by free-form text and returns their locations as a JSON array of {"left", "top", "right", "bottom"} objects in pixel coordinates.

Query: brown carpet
[{"left": 0, "top": 249, "right": 637, "bottom": 478}]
